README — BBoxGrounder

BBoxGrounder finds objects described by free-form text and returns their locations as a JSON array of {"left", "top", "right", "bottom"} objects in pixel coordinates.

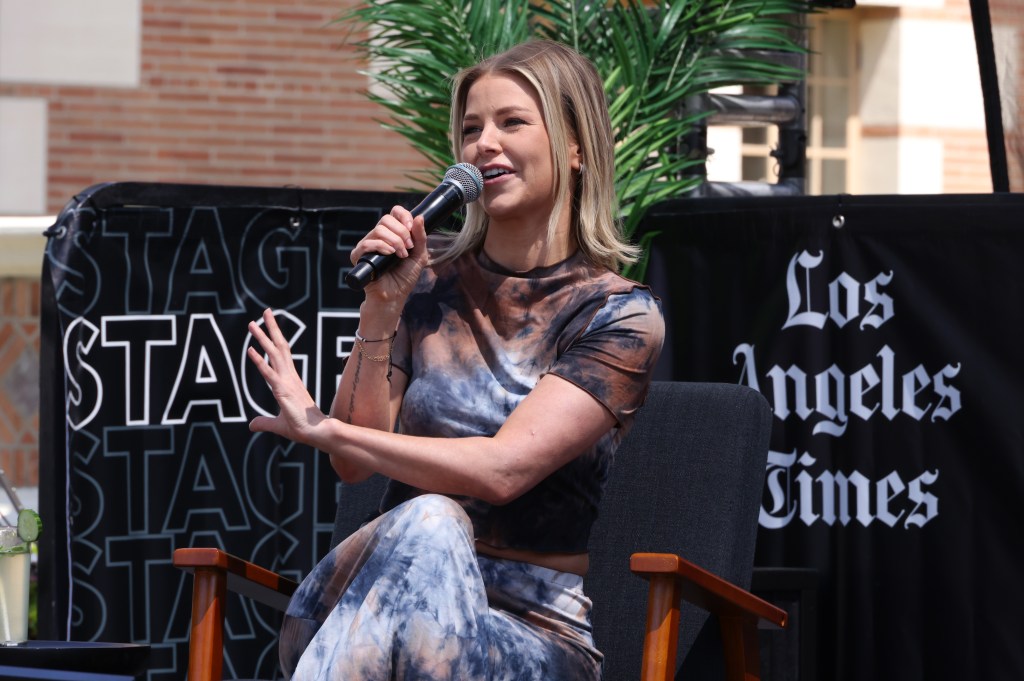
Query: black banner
[
  {"left": 40, "top": 183, "right": 411, "bottom": 680},
  {"left": 644, "top": 193, "right": 1024, "bottom": 680}
]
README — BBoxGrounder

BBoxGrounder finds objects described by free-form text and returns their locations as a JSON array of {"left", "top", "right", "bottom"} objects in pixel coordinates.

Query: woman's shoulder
[
  {"left": 574, "top": 257, "right": 661, "bottom": 305},
  {"left": 588, "top": 278, "right": 664, "bottom": 335},
  {"left": 558, "top": 259, "right": 664, "bottom": 344}
]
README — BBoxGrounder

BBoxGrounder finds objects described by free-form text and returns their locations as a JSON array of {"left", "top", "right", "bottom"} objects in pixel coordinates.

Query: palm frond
[{"left": 338, "top": 0, "right": 811, "bottom": 271}]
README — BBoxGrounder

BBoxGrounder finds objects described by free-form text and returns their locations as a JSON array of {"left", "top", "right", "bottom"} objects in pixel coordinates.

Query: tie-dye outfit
[{"left": 281, "top": 247, "right": 664, "bottom": 680}]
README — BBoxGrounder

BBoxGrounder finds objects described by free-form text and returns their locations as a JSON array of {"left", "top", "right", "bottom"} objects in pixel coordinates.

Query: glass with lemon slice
[{"left": 0, "top": 509, "right": 41, "bottom": 645}]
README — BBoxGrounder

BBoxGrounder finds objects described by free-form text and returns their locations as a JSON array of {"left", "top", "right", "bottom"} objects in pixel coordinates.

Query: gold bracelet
[
  {"left": 354, "top": 331, "right": 395, "bottom": 363},
  {"left": 355, "top": 330, "right": 395, "bottom": 343}
]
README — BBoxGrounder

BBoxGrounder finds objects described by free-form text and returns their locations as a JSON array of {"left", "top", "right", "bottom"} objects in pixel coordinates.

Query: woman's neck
[{"left": 483, "top": 214, "right": 575, "bottom": 272}]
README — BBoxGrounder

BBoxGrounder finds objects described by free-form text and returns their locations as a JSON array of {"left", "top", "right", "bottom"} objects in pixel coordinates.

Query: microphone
[{"left": 344, "top": 162, "right": 484, "bottom": 290}]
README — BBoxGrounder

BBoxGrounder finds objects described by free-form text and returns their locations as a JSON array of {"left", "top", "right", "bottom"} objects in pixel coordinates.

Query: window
[
  {"left": 805, "top": 13, "right": 860, "bottom": 194},
  {"left": 720, "top": 12, "right": 859, "bottom": 194}
]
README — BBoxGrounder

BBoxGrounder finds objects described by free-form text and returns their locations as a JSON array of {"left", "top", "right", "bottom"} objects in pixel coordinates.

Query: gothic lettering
[
  {"left": 734, "top": 344, "right": 962, "bottom": 434},
  {"left": 760, "top": 451, "right": 941, "bottom": 529},
  {"left": 782, "top": 249, "right": 896, "bottom": 330}
]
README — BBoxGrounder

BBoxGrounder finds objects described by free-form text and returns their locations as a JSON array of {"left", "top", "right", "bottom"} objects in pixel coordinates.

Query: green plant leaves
[{"left": 338, "top": 0, "right": 809, "bottom": 269}]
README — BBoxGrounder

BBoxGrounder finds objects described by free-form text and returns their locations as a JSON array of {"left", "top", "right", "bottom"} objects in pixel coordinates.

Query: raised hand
[{"left": 247, "top": 308, "right": 327, "bottom": 443}]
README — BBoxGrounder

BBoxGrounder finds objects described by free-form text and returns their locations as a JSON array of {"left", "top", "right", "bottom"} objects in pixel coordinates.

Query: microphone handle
[{"left": 344, "top": 182, "right": 466, "bottom": 291}]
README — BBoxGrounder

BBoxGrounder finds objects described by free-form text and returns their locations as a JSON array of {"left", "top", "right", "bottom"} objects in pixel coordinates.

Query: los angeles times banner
[
  {"left": 644, "top": 193, "right": 1024, "bottom": 680},
  {"left": 40, "top": 186, "right": 1024, "bottom": 680}
]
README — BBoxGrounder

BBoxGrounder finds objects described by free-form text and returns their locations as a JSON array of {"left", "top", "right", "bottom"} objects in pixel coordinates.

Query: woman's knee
[
  {"left": 391, "top": 494, "right": 474, "bottom": 546},
  {"left": 404, "top": 493, "right": 468, "bottom": 519}
]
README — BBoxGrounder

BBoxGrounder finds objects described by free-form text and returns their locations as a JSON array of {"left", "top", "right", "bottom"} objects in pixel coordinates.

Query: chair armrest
[
  {"left": 173, "top": 548, "right": 301, "bottom": 681},
  {"left": 630, "top": 552, "right": 787, "bottom": 681},
  {"left": 630, "top": 552, "right": 787, "bottom": 627},
  {"left": 173, "top": 547, "right": 299, "bottom": 612}
]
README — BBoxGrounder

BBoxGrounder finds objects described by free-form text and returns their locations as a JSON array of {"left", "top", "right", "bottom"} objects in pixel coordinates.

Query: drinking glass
[{"left": 0, "top": 526, "right": 30, "bottom": 645}]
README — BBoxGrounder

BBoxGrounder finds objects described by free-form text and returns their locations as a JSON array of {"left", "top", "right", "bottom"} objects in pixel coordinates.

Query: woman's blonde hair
[{"left": 436, "top": 40, "right": 638, "bottom": 272}]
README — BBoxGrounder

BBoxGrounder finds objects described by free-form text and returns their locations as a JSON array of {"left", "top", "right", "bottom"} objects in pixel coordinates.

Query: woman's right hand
[{"left": 350, "top": 205, "right": 429, "bottom": 307}]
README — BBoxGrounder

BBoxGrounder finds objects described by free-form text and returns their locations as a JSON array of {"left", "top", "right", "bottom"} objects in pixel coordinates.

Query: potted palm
[{"left": 338, "top": 0, "right": 809, "bottom": 277}]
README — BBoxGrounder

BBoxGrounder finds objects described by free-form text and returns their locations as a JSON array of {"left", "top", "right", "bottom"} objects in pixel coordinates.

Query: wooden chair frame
[
  {"left": 174, "top": 547, "right": 786, "bottom": 681},
  {"left": 631, "top": 553, "right": 787, "bottom": 681},
  {"left": 174, "top": 381, "right": 787, "bottom": 680}
]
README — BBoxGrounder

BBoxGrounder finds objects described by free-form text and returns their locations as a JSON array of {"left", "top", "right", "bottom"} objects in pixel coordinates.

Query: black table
[{"left": 0, "top": 641, "right": 150, "bottom": 680}]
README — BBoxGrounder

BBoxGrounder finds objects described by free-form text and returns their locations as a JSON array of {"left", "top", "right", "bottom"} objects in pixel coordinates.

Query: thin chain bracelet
[{"left": 354, "top": 331, "right": 396, "bottom": 363}]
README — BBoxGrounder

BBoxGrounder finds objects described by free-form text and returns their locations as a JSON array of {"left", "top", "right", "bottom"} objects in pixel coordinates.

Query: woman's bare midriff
[{"left": 476, "top": 540, "right": 589, "bottom": 576}]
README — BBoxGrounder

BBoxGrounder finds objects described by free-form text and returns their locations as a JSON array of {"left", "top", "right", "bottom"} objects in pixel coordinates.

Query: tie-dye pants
[{"left": 279, "top": 493, "right": 603, "bottom": 680}]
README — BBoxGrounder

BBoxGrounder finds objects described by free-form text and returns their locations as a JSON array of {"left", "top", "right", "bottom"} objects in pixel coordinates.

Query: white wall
[
  {"left": 0, "top": 97, "right": 48, "bottom": 215},
  {"left": 0, "top": 0, "right": 141, "bottom": 87},
  {"left": 859, "top": 136, "right": 944, "bottom": 193},
  {"left": 0, "top": 0, "right": 141, "bottom": 215},
  {"left": 859, "top": 16, "right": 986, "bottom": 192}
]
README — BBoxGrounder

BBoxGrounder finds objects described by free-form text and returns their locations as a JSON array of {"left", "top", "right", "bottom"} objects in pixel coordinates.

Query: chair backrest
[
  {"left": 329, "top": 381, "right": 773, "bottom": 681},
  {"left": 330, "top": 474, "right": 387, "bottom": 550},
  {"left": 588, "top": 381, "right": 773, "bottom": 680}
]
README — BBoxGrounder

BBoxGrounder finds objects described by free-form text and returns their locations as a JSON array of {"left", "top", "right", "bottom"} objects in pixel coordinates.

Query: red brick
[
  {"left": 68, "top": 131, "right": 125, "bottom": 144},
  {"left": 143, "top": 18, "right": 185, "bottom": 30},
  {"left": 157, "top": 148, "right": 211, "bottom": 161},
  {"left": 8, "top": 2, "right": 430, "bottom": 215},
  {"left": 216, "top": 66, "right": 270, "bottom": 77}
]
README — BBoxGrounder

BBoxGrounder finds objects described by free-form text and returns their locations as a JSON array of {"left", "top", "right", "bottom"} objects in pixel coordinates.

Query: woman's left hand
[{"left": 247, "top": 308, "right": 328, "bottom": 444}]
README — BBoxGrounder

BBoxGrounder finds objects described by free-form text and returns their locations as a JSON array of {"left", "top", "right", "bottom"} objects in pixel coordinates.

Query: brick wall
[
  {"left": 990, "top": 0, "right": 1024, "bottom": 191},
  {"left": 930, "top": 0, "right": 1000, "bottom": 193},
  {"left": 943, "top": 128, "right": 998, "bottom": 192},
  {"left": 0, "top": 0, "right": 432, "bottom": 216},
  {"left": 0, "top": 279, "right": 40, "bottom": 488},
  {"left": 0, "top": 0, "right": 1006, "bottom": 211}
]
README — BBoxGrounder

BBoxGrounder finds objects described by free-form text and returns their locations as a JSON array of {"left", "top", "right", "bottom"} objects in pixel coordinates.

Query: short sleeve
[{"left": 547, "top": 287, "right": 665, "bottom": 425}]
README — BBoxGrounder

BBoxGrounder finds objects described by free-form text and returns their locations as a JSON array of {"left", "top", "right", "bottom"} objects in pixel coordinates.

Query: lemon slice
[{"left": 16, "top": 508, "right": 41, "bottom": 543}]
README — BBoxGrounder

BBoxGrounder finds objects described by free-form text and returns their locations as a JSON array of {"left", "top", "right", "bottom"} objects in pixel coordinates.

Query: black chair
[
  {"left": 175, "top": 381, "right": 785, "bottom": 680},
  {"left": 591, "top": 381, "right": 782, "bottom": 680}
]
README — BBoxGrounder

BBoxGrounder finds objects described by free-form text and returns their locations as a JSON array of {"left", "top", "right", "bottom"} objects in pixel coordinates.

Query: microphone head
[{"left": 445, "top": 163, "right": 484, "bottom": 203}]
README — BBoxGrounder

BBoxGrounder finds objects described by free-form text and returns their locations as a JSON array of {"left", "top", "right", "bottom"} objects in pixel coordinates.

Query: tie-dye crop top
[{"left": 381, "top": 245, "right": 665, "bottom": 554}]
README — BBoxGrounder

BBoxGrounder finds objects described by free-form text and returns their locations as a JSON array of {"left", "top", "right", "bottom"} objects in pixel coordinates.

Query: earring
[{"left": 579, "top": 163, "right": 586, "bottom": 175}]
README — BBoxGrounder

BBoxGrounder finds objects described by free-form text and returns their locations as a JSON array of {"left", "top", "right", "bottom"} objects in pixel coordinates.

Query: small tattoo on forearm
[{"left": 347, "top": 353, "right": 363, "bottom": 417}]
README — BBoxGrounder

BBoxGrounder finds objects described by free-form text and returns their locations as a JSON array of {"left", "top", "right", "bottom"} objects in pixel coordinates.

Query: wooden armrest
[
  {"left": 173, "top": 547, "right": 299, "bottom": 611},
  {"left": 630, "top": 552, "right": 787, "bottom": 681},
  {"left": 630, "top": 552, "right": 787, "bottom": 628},
  {"left": 173, "top": 548, "right": 300, "bottom": 681}
]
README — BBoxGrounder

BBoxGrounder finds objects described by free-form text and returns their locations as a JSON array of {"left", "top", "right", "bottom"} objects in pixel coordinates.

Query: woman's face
[{"left": 460, "top": 73, "right": 579, "bottom": 229}]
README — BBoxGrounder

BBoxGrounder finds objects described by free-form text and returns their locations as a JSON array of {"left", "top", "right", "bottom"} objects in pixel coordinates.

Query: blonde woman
[{"left": 248, "top": 40, "right": 665, "bottom": 680}]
